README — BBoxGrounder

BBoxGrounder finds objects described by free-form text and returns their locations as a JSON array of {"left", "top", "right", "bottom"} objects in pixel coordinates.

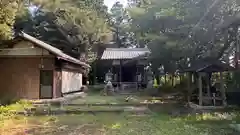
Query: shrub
[
  {"left": 159, "top": 83, "right": 175, "bottom": 93},
  {"left": 0, "top": 100, "right": 33, "bottom": 121}
]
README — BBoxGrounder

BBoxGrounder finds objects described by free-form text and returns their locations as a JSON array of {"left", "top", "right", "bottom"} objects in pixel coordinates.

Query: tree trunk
[
  {"left": 220, "top": 72, "right": 227, "bottom": 106},
  {"left": 235, "top": 25, "right": 240, "bottom": 69},
  {"left": 92, "top": 61, "right": 97, "bottom": 85},
  {"left": 164, "top": 74, "right": 167, "bottom": 84}
]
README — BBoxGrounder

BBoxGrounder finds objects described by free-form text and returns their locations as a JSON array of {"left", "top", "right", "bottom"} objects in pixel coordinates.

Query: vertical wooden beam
[
  {"left": 220, "top": 72, "right": 227, "bottom": 106},
  {"left": 198, "top": 73, "right": 203, "bottom": 106},
  {"left": 206, "top": 73, "right": 211, "bottom": 97},
  {"left": 53, "top": 70, "right": 56, "bottom": 98},
  {"left": 187, "top": 72, "right": 191, "bottom": 103},
  {"left": 136, "top": 64, "right": 138, "bottom": 90},
  {"left": 120, "top": 60, "right": 122, "bottom": 90},
  {"left": 164, "top": 74, "right": 167, "bottom": 84}
]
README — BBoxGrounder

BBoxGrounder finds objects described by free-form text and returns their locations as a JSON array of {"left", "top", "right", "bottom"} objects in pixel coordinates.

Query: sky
[{"left": 104, "top": 0, "right": 127, "bottom": 9}]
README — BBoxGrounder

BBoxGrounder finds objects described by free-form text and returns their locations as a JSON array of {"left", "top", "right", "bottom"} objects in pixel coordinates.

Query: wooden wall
[
  {"left": 0, "top": 57, "right": 54, "bottom": 100},
  {"left": 53, "top": 70, "right": 62, "bottom": 98}
]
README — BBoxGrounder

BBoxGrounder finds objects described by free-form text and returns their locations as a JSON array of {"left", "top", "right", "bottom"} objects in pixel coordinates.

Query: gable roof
[
  {"left": 19, "top": 32, "right": 90, "bottom": 68},
  {"left": 101, "top": 48, "right": 150, "bottom": 60},
  {"left": 182, "top": 60, "right": 235, "bottom": 73}
]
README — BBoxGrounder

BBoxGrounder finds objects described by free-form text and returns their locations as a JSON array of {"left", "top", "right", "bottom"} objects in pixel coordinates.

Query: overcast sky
[{"left": 104, "top": 0, "right": 127, "bottom": 9}]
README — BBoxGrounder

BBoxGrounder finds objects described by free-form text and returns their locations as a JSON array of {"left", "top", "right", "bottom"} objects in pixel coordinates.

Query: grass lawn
[
  {"left": 3, "top": 112, "right": 238, "bottom": 135},
  {"left": 1, "top": 95, "right": 240, "bottom": 135},
  {"left": 70, "top": 93, "right": 165, "bottom": 105}
]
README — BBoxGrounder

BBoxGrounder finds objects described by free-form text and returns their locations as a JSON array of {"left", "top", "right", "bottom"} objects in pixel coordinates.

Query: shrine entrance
[{"left": 101, "top": 48, "right": 151, "bottom": 91}]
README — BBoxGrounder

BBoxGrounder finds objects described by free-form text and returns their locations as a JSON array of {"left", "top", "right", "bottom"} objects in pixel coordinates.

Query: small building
[
  {"left": 101, "top": 48, "right": 150, "bottom": 90},
  {"left": 181, "top": 60, "right": 235, "bottom": 108},
  {"left": 0, "top": 32, "right": 90, "bottom": 100}
]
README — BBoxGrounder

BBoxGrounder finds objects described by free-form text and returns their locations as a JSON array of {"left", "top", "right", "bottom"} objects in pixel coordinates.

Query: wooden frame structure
[
  {"left": 101, "top": 48, "right": 150, "bottom": 91},
  {"left": 184, "top": 60, "right": 235, "bottom": 109}
]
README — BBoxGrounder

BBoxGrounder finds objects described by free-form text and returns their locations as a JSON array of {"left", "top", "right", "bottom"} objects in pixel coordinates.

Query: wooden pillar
[
  {"left": 187, "top": 72, "right": 191, "bottom": 103},
  {"left": 198, "top": 73, "right": 203, "bottom": 106},
  {"left": 120, "top": 60, "right": 122, "bottom": 90},
  {"left": 171, "top": 74, "right": 174, "bottom": 86},
  {"left": 220, "top": 72, "right": 227, "bottom": 106},
  {"left": 206, "top": 73, "right": 211, "bottom": 97},
  {"left": 164, "top": 74, "right": 167, "bottom": 84},
  {"left": 136, "top": 64, "right": 138, "bottom": 90}
]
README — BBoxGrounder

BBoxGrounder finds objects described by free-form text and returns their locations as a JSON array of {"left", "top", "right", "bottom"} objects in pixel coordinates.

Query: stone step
[
  {"left": 32, "top": 92, "right": 86, "bottom": 105},
  {"left": 65, "top": 103, "right": 164, "bottom": 107},
  {"left": 19, "top": 106, "right": 150, "bottom": 116}
]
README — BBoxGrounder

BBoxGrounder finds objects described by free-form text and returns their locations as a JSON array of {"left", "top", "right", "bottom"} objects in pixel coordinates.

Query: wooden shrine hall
[
  {"left": 101, "top": 48, "right": 150, "bottom": 90},
  {"left": 182, "top": 60, "right": 235, "bottom": 109}
]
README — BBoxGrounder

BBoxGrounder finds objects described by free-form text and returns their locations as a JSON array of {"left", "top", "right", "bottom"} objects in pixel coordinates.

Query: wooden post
[
  {"left": 198, "top": 73, "right": 203, "bottom": 106},
  {"left": 187, "top": 72, "right": 191, "bottom": 103},
  {"left": 120, "top": 60, "right": 122, "bottom": 90},
  {"left": 213, "top": 93, "right": 216, "bottom": 106},
  {"left": 136, "top": 64, "right": 138, "bottom": 90},
  {"left": 206, "top": 73, "right": 211, "bottom": 97},
  {"left": 165, "top": 74, "right": 167, "bottom": 84},
  {"left": 220, "top": 72, "right": 227, "bottom": 106}
]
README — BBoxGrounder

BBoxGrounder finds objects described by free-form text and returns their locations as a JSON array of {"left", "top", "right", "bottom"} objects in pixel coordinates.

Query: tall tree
[
  {"left": 127, "top": 0, "right": 240, "bottom": 73},
  {"left": 15, "top": 0, "right": 112, "bottom": 63},
  {"left": 0, "top": 0, "right": 23, "bottom": 40},
  {"left": 110, "top": 1, "right": 136, "bottom": 48}
]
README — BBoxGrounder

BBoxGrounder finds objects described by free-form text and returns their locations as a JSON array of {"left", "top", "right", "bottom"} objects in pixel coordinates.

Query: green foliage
[
  {"left": 0, "top": 100, "right": 32, "bottom": 120},
  {"left": 160, "top": 84, "right": 175, "bottom": 93},
  {"left": 0, "top": 0, "right": 19, "bottom": 40},
  {"left": 14, "top": 0, "right": 112, "bottom": 63},
  {"left": 127, "top": 0, "right": 240, "bottom": 73}
]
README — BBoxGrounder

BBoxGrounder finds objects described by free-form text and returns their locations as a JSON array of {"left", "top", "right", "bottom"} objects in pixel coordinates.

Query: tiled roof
[
  {"left": 101, "top": 48, "right": 150, "bottom": 60},
  {"left": 19, "top": 32, "right": 90, "bottom": 68}
]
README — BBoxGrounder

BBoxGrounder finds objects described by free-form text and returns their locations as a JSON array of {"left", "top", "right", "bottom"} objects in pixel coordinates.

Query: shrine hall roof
[{"left": 101, "top": 48, "right": 150, "bottom": 60}]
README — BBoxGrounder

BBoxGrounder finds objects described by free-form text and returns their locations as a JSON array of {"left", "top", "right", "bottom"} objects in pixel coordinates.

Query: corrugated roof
[
  {"left": 101, "top": 48, "right": 150, "bottom": 60},
  {"left": 19, "top": 32, "right": 90, "bottom": 68}
]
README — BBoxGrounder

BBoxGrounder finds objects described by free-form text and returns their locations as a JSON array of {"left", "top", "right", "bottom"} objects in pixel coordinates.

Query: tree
[
  {"left": 110, "top": 1, "right": 137, "bottom": 48},
  {"left": 127, "top": 0, "right": 240, "bottom": 73},
  {"left": 0, "top": 0, "right": 23, "bottom": 40},
  {"left": 15, "top": 0, "right": 112, "bottom": 63}
]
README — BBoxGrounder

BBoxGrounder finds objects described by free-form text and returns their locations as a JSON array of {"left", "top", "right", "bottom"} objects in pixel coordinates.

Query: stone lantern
[{"left": 105, "top": 70, "right": 113, "bottom": 83}]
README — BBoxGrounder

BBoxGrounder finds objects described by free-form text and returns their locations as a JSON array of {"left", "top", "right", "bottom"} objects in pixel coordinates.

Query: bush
[
  {"left": 159, "top": 84, "right": 175, "bottom": 93},
  {"left": 0, "top": 100, "right": 33, "bottom": 121}
]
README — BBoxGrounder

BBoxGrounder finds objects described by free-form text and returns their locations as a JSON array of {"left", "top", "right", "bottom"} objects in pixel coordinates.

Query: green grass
[
  {"left": 1, "top": 95, "right": 240, "bottom": 135},
  {"left": 70, "top": 94, "right": 165, "bottom": 105},
  {"left": 70, "top": 94, "right": 139, "bottom": 104},
  {"left": 23, "top": 112, "right": 239, "bottom": 135}
]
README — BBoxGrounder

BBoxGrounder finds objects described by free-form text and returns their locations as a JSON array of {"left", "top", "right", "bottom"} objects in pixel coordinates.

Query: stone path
[{"left": 230, "top": 124, "right": 240, "bottom": 132}]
